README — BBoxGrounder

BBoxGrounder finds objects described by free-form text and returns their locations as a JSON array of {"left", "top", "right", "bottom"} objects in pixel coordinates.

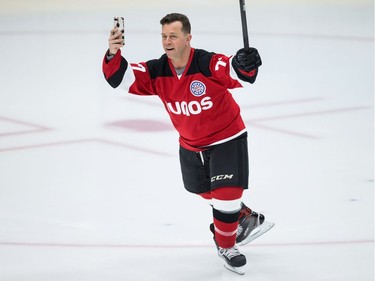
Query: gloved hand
[
  {"left": 232, "top": 47, "right": 262, "bottom": 72},
  {"left": 232, "top": 47, "right": 262, "bottom": 83}
]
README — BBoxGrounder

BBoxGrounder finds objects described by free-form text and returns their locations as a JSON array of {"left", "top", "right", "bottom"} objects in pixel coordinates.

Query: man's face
[{"left": 161, "top": 21, "right": 191, "bottom": 60}]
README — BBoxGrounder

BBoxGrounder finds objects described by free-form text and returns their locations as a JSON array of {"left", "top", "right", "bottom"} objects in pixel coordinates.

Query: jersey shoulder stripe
[
  {"left": 146, "top": 54, "right": 173, "bottom": 79},
  {"left": 186, "top": 49, "right": 214, "bottom": 77}
]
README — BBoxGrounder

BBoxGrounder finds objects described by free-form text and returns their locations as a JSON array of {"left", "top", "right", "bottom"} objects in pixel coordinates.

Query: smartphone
[{"left": 113, "top": 17, "right": 125, "bottom": 45}]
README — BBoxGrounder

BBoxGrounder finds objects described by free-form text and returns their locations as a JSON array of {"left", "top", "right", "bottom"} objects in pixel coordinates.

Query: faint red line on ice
[
  {"left": 249, "top": 123, "right": 319, "bottom": 139},
  {"left": 106, "top": 119, "right": 173, "bottom": 132},
  {"left": 242, "top": 97, "right": 325, "bottom": 109},
  {"left": 97, "top": 139, "right": 173, "bottom": 157},
  {"left": 0, "top": 138, "right": 173, "bottom": 157},
  {"left": 0, "top": 116, "right": 51, "bottom": 137},
  {"left": 0, "top": 139, "right": 89, "bottom": 153},
  {"left": 248, "top": 106, "right": 370, "bottom": 123},
  {"left": 249, "top": 239, "right": 375, "bottom": 247},
  {"left": 0, "top": 116, "right": 49, "bottom": 129},
  {"left": 246, "top": 105, "right": 370, "bottom": 138},
  {"left": 0, "top": 128, "right": 50, "bottom": 137},
  {"left": 0, "top": 239, "right": 372, "bottom": 249}
]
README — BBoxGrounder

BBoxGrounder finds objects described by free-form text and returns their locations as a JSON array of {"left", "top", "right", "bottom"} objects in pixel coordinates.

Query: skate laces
[
  {"left": 237, "top": 225, "right": 243, "bottom": 236},
  {"left": 219, "top": 246, "right": 242, "bottom": 259}
]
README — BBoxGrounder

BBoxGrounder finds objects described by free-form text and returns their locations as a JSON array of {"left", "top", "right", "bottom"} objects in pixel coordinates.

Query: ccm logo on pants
[{"left": 211, "top": 174, "right": 234, "bottom": 182}]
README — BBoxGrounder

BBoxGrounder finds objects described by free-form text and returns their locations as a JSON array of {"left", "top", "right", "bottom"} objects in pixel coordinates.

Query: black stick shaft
[{"left": 239, "top": 0, "right": 250, "bottom": 50}]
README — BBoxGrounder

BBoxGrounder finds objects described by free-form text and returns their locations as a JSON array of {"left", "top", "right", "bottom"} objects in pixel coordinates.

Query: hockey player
[{"left": 103, "top": 13, "right": 273, "bottom": 275}]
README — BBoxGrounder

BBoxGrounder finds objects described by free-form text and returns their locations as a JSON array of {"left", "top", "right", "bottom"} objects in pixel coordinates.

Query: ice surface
[{"left": 0, "top": 0, "right": 373, "bottom": 280}]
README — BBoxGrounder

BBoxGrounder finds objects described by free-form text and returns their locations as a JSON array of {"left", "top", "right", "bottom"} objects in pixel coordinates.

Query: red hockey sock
[
  {"left": 211, "top": 187, "right": 243, "bottom": 248},
  {"left": 199, "top": 191, "right": 212, "bottom": 200}
]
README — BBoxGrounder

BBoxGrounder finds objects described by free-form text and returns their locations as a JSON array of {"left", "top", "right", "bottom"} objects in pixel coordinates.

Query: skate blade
[
  {"left": 223, "top": 264, "right": 245, "bottom": 275},
  {"left": 237, "top": 221, "right": 275, "bottom": 246}
]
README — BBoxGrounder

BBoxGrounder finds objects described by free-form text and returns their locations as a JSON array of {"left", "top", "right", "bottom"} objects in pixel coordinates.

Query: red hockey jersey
[{"left": 103, "top": 48, "right": 250, "bottom": 151}]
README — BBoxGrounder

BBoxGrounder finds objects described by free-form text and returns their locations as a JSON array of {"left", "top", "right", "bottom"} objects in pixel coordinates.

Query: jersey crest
[{"left": 190, "top": 80, "right": 206, "bottom": 97}]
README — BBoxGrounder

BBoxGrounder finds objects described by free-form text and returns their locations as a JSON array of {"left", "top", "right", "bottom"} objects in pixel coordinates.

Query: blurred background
[{"left": 0, "top": 0, "right": 373, "bottom": 280}]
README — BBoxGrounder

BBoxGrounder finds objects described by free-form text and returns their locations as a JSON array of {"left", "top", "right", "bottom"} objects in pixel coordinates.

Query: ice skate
[
  {"left": 236, "top": 203, "right": 275, "bottom": 246},
  {"left": 209, "top": 203, "right": 274, "bottom": 246},
  {"left": 217, "top": 245, "right": 246, "bottom": 275},
  {"left": 210, "top": 225, "right": 247, "bottom": 275}
]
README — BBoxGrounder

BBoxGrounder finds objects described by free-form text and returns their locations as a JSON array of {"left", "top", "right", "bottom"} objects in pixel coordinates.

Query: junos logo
[
  {"left": 166, "top": 97, "right": 213, "bottom": 116},
  {"left": 190, "top": 80, "right": 206, "bottom": 97}
]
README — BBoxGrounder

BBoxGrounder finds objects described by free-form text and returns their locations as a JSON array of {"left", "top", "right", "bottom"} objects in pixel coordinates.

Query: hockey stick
[{"left": 239, "top": 0, "right": 250, "bottom": 51}]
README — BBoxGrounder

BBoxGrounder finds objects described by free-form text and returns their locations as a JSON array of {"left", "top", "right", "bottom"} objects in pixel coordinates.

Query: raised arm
[{"left": 102, "top": 26, "right": 128, "bottom": 88}]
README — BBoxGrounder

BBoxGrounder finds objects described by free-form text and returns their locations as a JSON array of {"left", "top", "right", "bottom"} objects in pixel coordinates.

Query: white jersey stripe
[{"left": 207, "top": 129, "right": 247, "bottom": 147}]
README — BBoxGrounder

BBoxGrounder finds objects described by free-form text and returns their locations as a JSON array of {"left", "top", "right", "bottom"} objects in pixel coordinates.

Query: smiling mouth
[{"left": 166, "top": 47, "right": 174, "bottom": 51}]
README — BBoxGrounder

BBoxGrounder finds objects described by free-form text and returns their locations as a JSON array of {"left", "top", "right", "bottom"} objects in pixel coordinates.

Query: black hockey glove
[{"left": 232, "top": 47, "right": 262, "bottom": 84}]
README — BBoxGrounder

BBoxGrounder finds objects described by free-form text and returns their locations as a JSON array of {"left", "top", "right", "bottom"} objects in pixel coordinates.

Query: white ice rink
[{"left": 0, "top": 0, "right": 374, "bottom": 280}]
